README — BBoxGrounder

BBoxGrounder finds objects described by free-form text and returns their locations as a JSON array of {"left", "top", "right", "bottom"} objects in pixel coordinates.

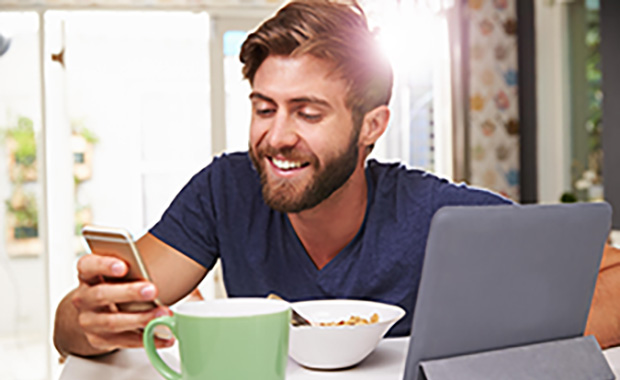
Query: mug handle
[{"left": 143, "top": 316, "right": 181, "bottom": 380}]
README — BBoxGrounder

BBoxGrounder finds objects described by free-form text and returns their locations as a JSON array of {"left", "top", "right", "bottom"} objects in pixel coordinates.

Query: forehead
[{"left": 251, "top": 54, "right": 349, "bottom": 107}]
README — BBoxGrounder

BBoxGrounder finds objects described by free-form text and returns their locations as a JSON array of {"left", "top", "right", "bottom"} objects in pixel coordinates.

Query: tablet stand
[{"left": 418, "top": 336, "right": 615, "bottom": 380}]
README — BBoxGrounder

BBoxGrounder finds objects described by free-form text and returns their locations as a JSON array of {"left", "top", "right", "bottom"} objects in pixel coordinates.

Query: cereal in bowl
[{"left": 318, "top": 313, "right": 379, "bottom": 326}]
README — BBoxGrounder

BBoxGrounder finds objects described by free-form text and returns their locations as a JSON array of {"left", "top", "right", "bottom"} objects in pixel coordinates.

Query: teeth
[{"left": 272, "top": 157, "right": 303, "bottom": 170}]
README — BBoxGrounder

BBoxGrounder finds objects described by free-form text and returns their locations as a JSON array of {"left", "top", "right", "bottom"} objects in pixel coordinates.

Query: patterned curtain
[{"left": 466, "top": 0, "right": 520, "bottom": 200}]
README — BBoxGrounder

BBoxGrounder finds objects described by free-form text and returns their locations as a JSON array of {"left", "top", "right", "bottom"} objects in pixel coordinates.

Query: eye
[
  {"left": 255, "top": 108, "right": 275, "bottom": 117},
  {"left": 298, "top": 111, "right": 322, "bottom": 122}
]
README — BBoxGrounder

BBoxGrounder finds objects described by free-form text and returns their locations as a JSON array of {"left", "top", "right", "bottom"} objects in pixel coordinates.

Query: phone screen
[{"left": 82, "top": 226, "right": 161, "bottom": 312}]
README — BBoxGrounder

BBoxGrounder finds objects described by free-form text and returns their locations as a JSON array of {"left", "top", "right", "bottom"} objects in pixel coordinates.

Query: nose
[{"left": 265, "top": 112, "right": 299, "bottom": 150}]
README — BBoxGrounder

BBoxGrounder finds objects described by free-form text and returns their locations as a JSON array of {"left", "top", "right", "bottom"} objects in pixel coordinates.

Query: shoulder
[
  {"left": 208, "top": 151, "right": 256, "bottom": 175},
  {"left": 366, "top": 159, "right": 513, "bottom": 208},
  {"left": 193, "top": 151, "right": 259, "bottom": 187},
  {"left": 366, "top": 159, "right": 431, "bottom": 187},
  {"left": 366, "top": 159, "right": 453, "bottom": 197},
  {"left": 431, "top": 177, "right": 513, "bottom": 208},
  {"left": 208, "top": 151, "right": 261, "bottom": 199},
  {"left": 172, "top": 151, "right": 260, "bottom": 209}
]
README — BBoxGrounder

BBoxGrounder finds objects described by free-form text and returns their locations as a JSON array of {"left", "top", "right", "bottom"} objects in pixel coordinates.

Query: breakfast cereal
[{"left": 318, "top": 313, "right": 379, "bottom": 326}]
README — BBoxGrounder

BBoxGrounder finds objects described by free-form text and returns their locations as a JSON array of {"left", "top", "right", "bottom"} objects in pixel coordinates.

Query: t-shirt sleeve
[{"left": 149, "top": 164, "right": 220, "bottom": 270}]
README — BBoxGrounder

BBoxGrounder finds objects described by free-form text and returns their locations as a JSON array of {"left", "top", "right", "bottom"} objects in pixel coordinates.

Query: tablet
[{"left": 403, "top": 202, "right": 612, "bottom": 380}]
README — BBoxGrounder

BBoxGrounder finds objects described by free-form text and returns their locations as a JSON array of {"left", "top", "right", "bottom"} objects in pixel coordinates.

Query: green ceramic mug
[{"left": 143, "top": 298, "right": 291, "bottom": 380}]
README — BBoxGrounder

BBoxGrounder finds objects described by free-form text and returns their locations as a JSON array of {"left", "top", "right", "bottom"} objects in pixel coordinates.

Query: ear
[{"left": 358, "top": 105, "right": 390, "bottom": 147}]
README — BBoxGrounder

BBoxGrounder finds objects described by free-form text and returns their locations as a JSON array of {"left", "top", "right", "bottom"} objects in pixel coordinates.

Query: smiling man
[
  {"left": 54, "top": 0, "right": 530, "bottom": 358},
  {"left": 248, "top": 55, "right": 364, "bottom": 215},
  {"left": 246, "top": 53, "right": 390, "bottom": 269}
]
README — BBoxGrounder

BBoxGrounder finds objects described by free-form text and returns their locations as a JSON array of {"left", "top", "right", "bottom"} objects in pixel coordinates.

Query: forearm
[
  {"left": 584, "top": 244, "right": 620, "bottom": 349},
  {"left": 53, "top": 289, "right": 116, "bottom": 358}
]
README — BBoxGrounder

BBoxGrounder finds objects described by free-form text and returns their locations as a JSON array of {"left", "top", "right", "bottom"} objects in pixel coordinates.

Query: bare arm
[
  {"left": 53, "top": 232, "right": 207, "bottom": 357},
  {"left": 585, "top": 244, "right": 620, "bottom": 349}
]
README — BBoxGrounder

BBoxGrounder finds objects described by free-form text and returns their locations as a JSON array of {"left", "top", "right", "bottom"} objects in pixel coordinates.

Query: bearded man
[{"left": 62, "top": 0, "right": 618, "bottom": 359}]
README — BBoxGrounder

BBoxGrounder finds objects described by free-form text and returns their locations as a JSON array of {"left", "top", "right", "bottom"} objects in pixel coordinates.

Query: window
[
  {"left": 0, "top": 9, "right": 212, "bottom": 379},
  {"left": 0, "top": 11, "right": 47, "bottom": 380},
  {"left": 566, "top": 0, "right": 602, "bottom": 203},
  {"left": 365, "top": 0, "right": 454, "bottom": 178}
]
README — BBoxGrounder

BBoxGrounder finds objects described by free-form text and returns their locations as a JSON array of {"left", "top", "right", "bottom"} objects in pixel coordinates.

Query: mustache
[{"left": 256, "top": 144, "right": 314, "bottom": 163}]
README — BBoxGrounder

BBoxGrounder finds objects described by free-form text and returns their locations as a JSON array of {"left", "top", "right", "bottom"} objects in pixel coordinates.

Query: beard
[{"left": 249, "top": 132, "right": 360, "bottom": 213}]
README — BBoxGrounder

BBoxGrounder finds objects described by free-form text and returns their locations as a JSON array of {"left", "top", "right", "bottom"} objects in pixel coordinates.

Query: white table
[{"left": 59, "top": 337, "right": 620, "bottom": 380}]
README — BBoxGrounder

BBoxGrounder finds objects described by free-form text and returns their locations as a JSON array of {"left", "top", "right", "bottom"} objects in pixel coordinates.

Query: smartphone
[{"left": 81, "top": 225, "right": 162, "bottom": 313}]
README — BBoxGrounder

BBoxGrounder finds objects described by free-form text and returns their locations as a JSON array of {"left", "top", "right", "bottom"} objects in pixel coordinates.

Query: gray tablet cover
[{"left": 403, "top": 202, "right": 612, "bottom": 380}]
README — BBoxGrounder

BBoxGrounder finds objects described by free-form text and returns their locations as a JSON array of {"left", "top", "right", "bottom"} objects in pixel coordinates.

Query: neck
[{"left": 288, "top": 162, "right": 368, "bottom": 270}]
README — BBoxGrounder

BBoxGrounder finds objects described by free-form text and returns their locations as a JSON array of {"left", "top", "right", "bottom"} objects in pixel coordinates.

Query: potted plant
[
  {"left": 5, "top": 116, "right": 37, "bottom": 182},
  {"left": 5, "top": 188, "right": 38, "bottom": 239},
  {"left": 72, "top": 122, "right": 98, "bottom": 182}
]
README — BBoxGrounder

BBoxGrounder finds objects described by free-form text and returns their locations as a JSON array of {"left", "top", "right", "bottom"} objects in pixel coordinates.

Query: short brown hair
[{"left": 240, "top": 0, "right": 393, "bottom": 130}]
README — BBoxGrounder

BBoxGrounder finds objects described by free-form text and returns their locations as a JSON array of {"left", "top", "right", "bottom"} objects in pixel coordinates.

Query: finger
[
  {"left": 72, "top": 281, "right": 158, "bottom": 310},
  {"left": 77, "top": 254, "right": 127, "bottom": 283},
  {"left": 78, "top": 307, "right": 170, "bottom": 334},
  {"left": 86, "top": 330, "right": 175, "bottom": 350},
  {"left": 153, "top": 337, "right": 176, "bottom": 349}
]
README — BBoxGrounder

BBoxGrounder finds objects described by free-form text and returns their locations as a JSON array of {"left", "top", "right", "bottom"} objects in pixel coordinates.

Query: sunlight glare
[{"left": 376, "top": 2, "right": 442, "bottom": 78}]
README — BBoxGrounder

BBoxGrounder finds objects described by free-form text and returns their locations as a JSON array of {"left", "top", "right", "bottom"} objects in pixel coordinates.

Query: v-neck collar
[{"left": 284, "top": 167, "right": 374, "bottom": 274}]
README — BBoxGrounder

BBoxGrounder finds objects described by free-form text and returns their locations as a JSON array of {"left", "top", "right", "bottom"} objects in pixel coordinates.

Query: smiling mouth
[{"left": 269, "top": 157, "right": 311, "bottom": 171}]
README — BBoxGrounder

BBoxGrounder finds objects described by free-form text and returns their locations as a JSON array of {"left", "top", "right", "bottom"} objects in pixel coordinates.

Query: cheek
[
  {"left": 302, "top": 132, "right": 336, "bottom": 160},
  {"left": 310, "top": 120, "right": 355, "bottom": 154},
  {"left": 249, "top": 120, "right": 266, "bottom": 147}
]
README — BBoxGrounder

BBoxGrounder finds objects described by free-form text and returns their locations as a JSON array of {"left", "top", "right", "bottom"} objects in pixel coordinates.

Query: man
[{"left": 52, "top": 0, "right": 612, "bottom": 358}]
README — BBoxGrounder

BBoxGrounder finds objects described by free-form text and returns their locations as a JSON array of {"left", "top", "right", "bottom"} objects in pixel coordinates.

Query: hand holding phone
[
  {"left": 71, "top": 225, "right": 173, "bottom": 352},
  {"left": 81, "top": 225, "right": 163, "bottom": 312}
]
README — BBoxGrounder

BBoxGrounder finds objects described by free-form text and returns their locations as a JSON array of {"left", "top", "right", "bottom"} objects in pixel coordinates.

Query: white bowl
[{"left": 288, "top": 299, "right": 406, "bottom": 369}]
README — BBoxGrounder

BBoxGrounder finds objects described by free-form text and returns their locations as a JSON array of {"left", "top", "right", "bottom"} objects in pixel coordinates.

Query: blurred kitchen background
[{"left": 0, "top": 0, "right": 618, "bottom": 379}]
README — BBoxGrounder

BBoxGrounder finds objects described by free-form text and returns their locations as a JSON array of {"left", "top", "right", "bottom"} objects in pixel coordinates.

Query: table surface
[{"left": 59, "top": 337, "right": 620, "bottom": 380}]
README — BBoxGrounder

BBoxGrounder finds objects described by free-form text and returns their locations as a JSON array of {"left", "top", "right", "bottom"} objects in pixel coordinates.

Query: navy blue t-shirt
[{"left": 150, "top": 152, "right": 511, "bottom": 336}]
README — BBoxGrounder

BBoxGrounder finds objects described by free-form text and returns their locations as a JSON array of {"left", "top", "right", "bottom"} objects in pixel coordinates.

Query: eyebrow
[
  {"left": 249, "top": 92, "right": 275, "bottom": 104},
  {"left": 249, "top": 92, "right": 332, "bottom": 108}
]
